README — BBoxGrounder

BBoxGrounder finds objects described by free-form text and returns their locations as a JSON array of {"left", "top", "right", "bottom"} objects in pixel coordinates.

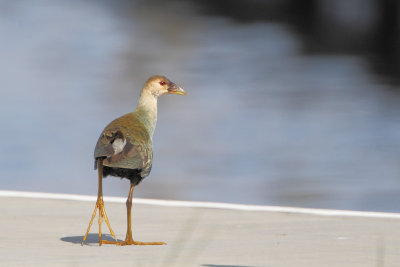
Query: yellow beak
[{"left": 168, "top": 83, "right": 187, "bottom": 95}]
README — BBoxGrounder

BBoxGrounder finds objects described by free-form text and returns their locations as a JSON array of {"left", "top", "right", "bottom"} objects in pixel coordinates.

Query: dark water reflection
[{"left": 1, "top": 0, "right": 400, "bottom": 212}]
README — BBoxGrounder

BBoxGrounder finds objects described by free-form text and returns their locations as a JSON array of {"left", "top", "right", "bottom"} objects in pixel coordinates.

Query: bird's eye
[{"left": 160, "top": 81, "right": 166, "bottom": 86}]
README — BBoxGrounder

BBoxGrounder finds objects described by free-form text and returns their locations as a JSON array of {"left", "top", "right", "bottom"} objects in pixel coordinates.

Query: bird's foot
[
  {"left": 102, "top": 239, "right": 166, "bottom": 246},
  {"left": 81, "top": 197, "right": 117, "bottom": 246}
]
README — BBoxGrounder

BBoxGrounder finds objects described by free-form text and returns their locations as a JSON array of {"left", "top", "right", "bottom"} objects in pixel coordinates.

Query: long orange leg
[
  {"left": 81, "top": 160, "right": 117, "bottom": 246},
  {"left": 102, "top": 182, "right": 166, "bottom": 246}
]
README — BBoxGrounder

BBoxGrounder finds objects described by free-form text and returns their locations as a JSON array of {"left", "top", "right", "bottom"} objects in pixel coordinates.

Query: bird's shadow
[{"left": 60, "top": 234, "right": 122, "bottom": 245}]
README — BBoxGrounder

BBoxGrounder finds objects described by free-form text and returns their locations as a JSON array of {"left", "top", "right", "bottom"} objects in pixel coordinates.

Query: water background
[{"left": 1, "top": 0, "right": 400, "bottom": 212}]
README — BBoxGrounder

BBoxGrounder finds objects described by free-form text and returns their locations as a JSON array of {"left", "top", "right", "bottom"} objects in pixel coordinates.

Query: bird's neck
[{"left": 136, "top": 89, "right": 158, "bottom": 137}]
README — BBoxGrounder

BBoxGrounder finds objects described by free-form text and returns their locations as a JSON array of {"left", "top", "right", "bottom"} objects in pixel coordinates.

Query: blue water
[{"left": 1, "top": 0, "right": 400, "bottom": 212}]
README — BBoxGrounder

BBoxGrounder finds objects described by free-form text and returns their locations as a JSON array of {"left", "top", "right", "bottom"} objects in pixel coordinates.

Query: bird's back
[{"left": 94, "top": 111, "right": 153, "bottom": 184}]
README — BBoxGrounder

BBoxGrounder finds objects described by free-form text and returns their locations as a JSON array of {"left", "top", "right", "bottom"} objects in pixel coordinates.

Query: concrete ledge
[
  {"left": 1, "top": 190, "right": 399, "bottom": 266},
  {"left": 2, "top": 190, "right": 400, "bottom": 218}
]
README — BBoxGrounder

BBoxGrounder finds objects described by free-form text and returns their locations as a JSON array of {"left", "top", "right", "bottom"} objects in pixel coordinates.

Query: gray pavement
[{"left": 1, "top": 195, "right": 400, "bottom": 267}]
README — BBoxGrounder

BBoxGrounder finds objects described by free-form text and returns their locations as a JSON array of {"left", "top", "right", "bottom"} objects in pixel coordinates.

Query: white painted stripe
[{"left": 1, "top": 190, "right": 400, "bottom": 219}]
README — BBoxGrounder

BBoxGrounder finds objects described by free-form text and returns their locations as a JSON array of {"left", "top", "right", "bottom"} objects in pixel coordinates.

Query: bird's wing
[{"left": 94, "top": 114, "right": 152, "bottom": 171}]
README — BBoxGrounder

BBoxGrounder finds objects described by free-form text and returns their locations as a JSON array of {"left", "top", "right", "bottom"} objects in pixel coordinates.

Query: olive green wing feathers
[{"left": 94, "top": 113, "right": 153, "bottom": 174}]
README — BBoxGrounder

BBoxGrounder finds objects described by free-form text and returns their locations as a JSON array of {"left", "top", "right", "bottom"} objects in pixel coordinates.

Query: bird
[{"left": 81, "top": 75, "right": 186, "bottom": 246}]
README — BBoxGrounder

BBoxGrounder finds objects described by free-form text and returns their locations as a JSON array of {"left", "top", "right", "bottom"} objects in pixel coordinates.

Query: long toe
[
  {"left": 81, "top": 198, "right": 117, "bottom": 246},
  {"left": 101, "top": 240, "right": 166, "bottom": 246}
]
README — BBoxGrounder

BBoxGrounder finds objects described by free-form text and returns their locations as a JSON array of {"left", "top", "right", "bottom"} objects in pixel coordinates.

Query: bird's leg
[
  {"left": 124, "top": 182, "right": 135, "bottom": 243},
  {"left": 81, "top": 160, "right": 117, "bottom": 246},
  {"left": 102, "top": 182, "right": 166, "bottom": 246}
]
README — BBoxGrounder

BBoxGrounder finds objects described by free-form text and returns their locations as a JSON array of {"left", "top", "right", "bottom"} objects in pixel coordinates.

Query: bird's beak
[{"left": 167, "top": 82, "right": 187, "bottom": 95}]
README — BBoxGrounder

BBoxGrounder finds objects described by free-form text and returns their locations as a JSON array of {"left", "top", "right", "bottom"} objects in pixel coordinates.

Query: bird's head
[{"left": 144, "top": 75, "right": 186, "bottom": 97}]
